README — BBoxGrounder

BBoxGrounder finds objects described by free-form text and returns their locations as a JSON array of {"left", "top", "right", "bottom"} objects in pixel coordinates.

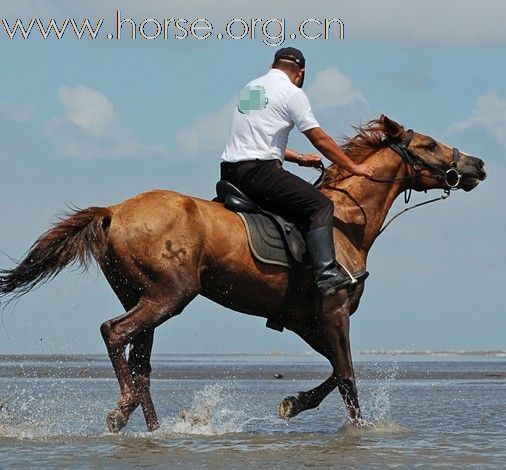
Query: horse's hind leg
[
  {"left": 127, "top": 329, "right": 157, "bottom": 429},
  {"left": 105, "top": 328, "right": 157, "bottom": 433},
  {"left": 100, "top": 295, "right": 194, "bottom": 432}
]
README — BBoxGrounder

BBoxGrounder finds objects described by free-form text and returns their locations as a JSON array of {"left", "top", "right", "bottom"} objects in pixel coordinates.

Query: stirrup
[
  {"left": 339, "top": 263, "right": 369, "bottom": 289},
  {"left": 317, "top": 274, "right": 352, "bottom": 295},
  {"left": 347, "top": 271, "right": 369, "bottom": 292},
  {"left": 317, "top": 270, "right": 369, "bottom": 296}
]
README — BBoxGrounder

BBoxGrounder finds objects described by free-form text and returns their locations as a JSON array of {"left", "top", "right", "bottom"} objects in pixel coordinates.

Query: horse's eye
[{"left": 427, "top": 141, "right": 437, "bottom": 151}]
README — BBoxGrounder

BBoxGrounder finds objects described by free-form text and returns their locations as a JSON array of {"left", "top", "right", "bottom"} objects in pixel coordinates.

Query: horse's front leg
[
  {"left": 282, "top": 297, "right": 363, "bottom": 424},
  {"left": 279, "top": 374, "right": 339, "bottom": 419},
  {"left": 326, "top": 301, "right": 362, "bottom": 424}
]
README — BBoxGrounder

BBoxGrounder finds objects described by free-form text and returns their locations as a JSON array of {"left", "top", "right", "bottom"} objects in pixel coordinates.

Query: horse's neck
[{"left": 322, "top": 148, "right": 405, "bottom": 256}]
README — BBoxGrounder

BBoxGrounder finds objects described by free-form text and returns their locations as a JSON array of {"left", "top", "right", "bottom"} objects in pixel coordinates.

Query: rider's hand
[
  {"left": 298, "top": 153, "right": 322, "bottom": 168},
  {"left": 351, "top": 163, "right": 375, "bottom": 178}
]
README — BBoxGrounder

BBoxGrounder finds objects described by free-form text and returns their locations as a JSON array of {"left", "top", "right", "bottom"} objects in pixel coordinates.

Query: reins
[
  {"left": 314, "top": 129, "right": 463, "bottom": 236},
  {"left": 377, "top": 190, "right": 451, "bottom": 236}
]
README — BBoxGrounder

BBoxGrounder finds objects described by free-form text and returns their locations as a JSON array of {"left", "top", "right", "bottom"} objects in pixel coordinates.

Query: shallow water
[{"left": 0, "top": 354, "right": 505, "bottom": 468}]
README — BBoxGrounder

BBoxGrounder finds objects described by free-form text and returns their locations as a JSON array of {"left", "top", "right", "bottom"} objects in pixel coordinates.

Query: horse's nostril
[{"left": 478, "top": 158, "right": 485, "bottom": 169}]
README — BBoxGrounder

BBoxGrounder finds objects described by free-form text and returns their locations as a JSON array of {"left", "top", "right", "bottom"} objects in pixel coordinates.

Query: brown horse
[{"left": 0, "top": 115, "right": 486, "bottom": 433}]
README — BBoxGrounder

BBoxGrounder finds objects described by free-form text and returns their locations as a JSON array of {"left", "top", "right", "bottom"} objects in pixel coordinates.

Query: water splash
[
  {"left": 157, "top": 384, "right": 248, "bottom": 436},
  {"left": 0, "top": 379, "right": 107, "bottom": 439},
  {"left": 347, "top": 361, "right": 410, "bottom": 435},
  {"left": 339, "top": 419, "right": 411, "bottom": 438},
  {"left": 367, "top": 361, "right": 400, "bottom": 423}
]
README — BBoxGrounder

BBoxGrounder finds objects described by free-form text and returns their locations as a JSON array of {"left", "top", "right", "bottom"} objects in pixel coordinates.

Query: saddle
[
  {"left": 214, "top": 180, "right": 369, "bottom": 332},
  {"left": 215, "top": 180, "right": 307, "bottom": 268}
]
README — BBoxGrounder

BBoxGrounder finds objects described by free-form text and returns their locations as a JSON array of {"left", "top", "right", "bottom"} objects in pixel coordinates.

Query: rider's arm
[
  {"left": 303, "top": 127, "right": 374, "bottom": 177},
  {"left": 284, "top": 147, "right": 322, "bottom": 167},
  {"left": 284, "top": 147, "right": 305, "bottom": 164}
]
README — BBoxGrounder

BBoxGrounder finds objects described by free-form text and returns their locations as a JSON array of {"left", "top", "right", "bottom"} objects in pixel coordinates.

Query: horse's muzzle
[{"left": 457, "top": 156, "right": 487, "bottom": 192}]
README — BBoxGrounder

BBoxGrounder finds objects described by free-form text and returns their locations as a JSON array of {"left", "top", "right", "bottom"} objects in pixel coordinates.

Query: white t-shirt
[{"left": 220, "top": 68, "right": 319, "bottom": 163}]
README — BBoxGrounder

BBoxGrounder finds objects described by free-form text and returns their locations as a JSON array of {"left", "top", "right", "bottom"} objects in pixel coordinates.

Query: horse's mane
[
  {"left": 341, "top": 118, "right": 393, "bottom": 160},
  {"left": 319, "top": 117, "right": 400, "bottom": 187}
]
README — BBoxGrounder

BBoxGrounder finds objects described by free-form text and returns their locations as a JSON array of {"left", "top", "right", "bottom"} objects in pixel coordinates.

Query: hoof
[
  {"left": 279, "top": 396, "right": 300, "bottom": 420},
  {"left": 106, "top": 408, "right": 129, "bottom": 433},
  {"left": 347, "top": 416, "right": 367, "bottom": 427},
  {"left": 147, "top": 420, "right": 160, "bottom": 432}
]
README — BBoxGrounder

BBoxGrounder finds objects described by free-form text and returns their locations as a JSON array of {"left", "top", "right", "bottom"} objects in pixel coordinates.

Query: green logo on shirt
[{"left": 237, "top": 85, "right": 269, "bottom": 114}]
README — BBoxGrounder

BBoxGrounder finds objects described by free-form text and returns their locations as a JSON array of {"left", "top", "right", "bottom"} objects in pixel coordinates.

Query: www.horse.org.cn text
[{"left": 1, "top": 12, "right": 345, "bottom": 46}]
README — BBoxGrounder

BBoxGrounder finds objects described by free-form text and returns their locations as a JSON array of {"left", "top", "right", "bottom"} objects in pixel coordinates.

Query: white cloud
[
  {"left": 174, "top": 97, "right": 235, "bottom": 157},
  {"left": 58, "top": 86, "right": 116, "bottom": 136},
  {"left": 449, "top": 91, "right": 506, "bottom": 148},
  {"left": 306, "top": 67, "right": 367, "bottom": 111},
  {"left": 45, "top": 85, "right": 168, "bottom": 159}
]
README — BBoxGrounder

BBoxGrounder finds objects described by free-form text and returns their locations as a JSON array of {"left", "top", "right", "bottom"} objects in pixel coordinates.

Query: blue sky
[{"left": 0, "top": 1, "right": 504, "bottom": 354}]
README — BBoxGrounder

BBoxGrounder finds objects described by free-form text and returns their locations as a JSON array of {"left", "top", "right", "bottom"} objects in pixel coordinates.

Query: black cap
[{"left": 274, "top": 47, "right": 305, "bottom": 69}]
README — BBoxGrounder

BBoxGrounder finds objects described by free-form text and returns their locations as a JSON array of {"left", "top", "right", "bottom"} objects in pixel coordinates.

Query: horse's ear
[{"left": 380, "top": 114, "right": 403, "bottom": 139}]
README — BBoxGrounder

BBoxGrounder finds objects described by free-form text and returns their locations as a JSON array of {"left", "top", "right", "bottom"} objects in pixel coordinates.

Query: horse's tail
[{"left": 0, "top": 206, "right": 112, "bottom": 304}]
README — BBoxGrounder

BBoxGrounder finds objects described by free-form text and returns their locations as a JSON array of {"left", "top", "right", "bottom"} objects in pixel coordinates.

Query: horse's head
[{"left": 380, "top": 115, "right": 487, "bottom": 192}]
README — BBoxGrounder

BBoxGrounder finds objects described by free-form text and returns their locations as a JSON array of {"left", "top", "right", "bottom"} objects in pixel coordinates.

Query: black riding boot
[{"left": 306, "top": 225, "right": 352, "bottom": 295}]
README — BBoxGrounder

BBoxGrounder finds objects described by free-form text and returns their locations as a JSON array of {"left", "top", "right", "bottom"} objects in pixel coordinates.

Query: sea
[{"left": 0, "top": 351, "right": 505, "bottom": 469}]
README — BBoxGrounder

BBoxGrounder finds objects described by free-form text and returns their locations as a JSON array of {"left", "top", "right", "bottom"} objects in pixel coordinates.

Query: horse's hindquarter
[
  {"left": 104, "top": 190, "right": 208, "bottom": 298},
  {"left": 105, "top": 190, "right": 290, "bottom": 318}
]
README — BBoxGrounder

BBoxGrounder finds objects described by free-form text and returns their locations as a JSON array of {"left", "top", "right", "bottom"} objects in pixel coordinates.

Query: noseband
[{"left": 387, "top": 129, "right": 462, "bottom": 190}]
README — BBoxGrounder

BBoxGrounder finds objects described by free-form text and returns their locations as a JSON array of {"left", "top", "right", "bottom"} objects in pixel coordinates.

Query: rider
[{"left": 220, "top": 47, "right": 374, "bottom": 295}]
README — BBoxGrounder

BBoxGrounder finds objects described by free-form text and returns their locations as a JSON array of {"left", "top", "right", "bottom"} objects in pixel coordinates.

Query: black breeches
[{"left": 220, "top": 159, "right": 333, "bottom": 232}]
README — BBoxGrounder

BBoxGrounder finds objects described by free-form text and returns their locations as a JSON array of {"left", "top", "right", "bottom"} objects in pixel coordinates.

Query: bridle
[
  {"left": 314, "top": 129, "right": 463, "bottom": 191},
  {"left": 312, "top": 129, "right": 465, "bottom": 235},
  {"left": 377, "top": 129, "right": 463, "bottom": 192}
]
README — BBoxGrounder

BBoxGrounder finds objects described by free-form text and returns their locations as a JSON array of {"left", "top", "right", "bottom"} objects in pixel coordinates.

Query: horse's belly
[{"left": 200, "top": 269, "right": 288, "bottom": 319}]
